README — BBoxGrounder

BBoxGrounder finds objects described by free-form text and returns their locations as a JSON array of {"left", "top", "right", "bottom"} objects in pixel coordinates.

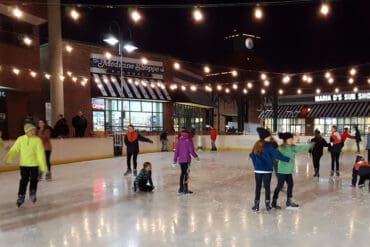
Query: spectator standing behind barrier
[
  {"left": 210, "top": 126, "right": 217, "bottom": 151},
  {"left": 37, "top": 119, "right": 53, "bottom": 180},
  {"left": 353, "top": 125, "right": 361, "bottom": 153},
  {"left": 160, "top": 130, "right": 168, "bottom": 152},
  {"left": 53, "top": 114, "right": 69, "bottom": 138},
  {"left": 366, "top": 127, "right": 370, "bottom": 162},
  {"left": 72, "top": 111, "right": 87, "bottom": 137},
  {"left": 124, "top": 125, "right": 153, "bottom": 176}
]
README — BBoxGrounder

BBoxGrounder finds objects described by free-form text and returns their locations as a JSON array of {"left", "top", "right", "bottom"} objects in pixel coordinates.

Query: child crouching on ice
[
  {"left": 271, "top": 132, "right": 313, "bottom": 209},
  {"left": 351, "top": 155, "right": 370, "bottom": 188},
  {"left": 133, "top": 162, "right": 155, "bottom": 192},
  {"left": 5, "top": 124, "right": 47, "bottom": 207}
]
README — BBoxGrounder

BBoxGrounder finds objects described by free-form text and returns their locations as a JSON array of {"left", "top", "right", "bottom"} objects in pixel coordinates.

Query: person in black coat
[
  {"left": 353, "top": 125, "right": 361, "bottom": 153},
  {"left": 124, "top": 125, "right": 153, "bottom": 176},
  {"left": 310, "top": 129, "right": 329, "bottom": 177},
  {"left": 53, "top": 114, "right": 69, "bottom": 138},
  {"left": 72, "top": 111, "right": 87, "bottom": 137}
]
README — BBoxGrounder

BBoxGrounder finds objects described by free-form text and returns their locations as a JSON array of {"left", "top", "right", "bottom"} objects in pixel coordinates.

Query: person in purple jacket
[{"left": 173, "top": 131, "right": 199, "bottom": 194}]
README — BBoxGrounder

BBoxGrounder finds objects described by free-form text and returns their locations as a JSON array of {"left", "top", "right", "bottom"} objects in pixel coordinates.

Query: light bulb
[
  {"left": 131, "top": 9, "right": 142, "bottom": 23},
  {"left": 193, "top": 8, "right": 203, "bottom": 22},
  {"left": 254, "top": 7, "right": 263, "bottom": 20},
  {"left": 320, "top": 3, "right": 330, "bottom": 16}
]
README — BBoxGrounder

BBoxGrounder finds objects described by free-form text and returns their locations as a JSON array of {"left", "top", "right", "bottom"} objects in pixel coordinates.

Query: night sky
[{"left": 49, "top": 0, "right": 370, "bottom": 75}]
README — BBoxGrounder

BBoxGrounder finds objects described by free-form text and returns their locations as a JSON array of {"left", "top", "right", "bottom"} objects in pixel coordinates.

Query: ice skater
[
  {"left": 250, "top": 128, "right": 290, "bottom": 212},
  {"left": 173, "top": 131, "right": 199, "bottom": 194},
  {"left": 124, "top": 125, "right": 153, "bottom": 176},
  {"left": 271, "top": 132, "right": 313, "bottom": 209},
  {"left": 351, "top": 155, "right": 370, "bottom": 188},
  {"left": 210, "top": 126, "right": 217, "bottom": 151},
  {"left": 37, "top": 119, "right": 53, "bottom": 180},
  {"left": 310, "top": 129, "right": 329, "bottom": 177},
  {"left": 329, "top": 125, "right": 344, "bottom": 176},
  {"left": 367, "top": 127, "right": 370, "bottom": 162},
  {"left": 133, "top": 162, "right": 155, "bottom": 192},
  {"left": 353, "top": 125, "right": 361, "bottom": 153},
  {"left": 5, "top": 124, "right": 47, "bottom": 207}
]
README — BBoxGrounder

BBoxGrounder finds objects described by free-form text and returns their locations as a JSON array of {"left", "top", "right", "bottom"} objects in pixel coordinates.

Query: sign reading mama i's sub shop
[{"left": 315, "top": 92, "right": 370, "bottom": 103}]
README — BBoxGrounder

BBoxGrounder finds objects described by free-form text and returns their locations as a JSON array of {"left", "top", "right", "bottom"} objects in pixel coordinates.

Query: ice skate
[
  {"left": 124, "top": 169, "right": 132, "bottom": 176},
  {"left": 271, "top": 200, "right": 282, "bottom": 209},
  {"left": 45, "top": 172, "right": 52, "bottom": 180},
  {"left": 286, "top": 198, "right": 299, "bottom": 209},
  {"left": 251, "top": 200, "right": 259, "bottom": 212},
  {"left": 330, "top": 170, "right": 334, "bottom": 177},
  {"left": 183, "top": 184, "right": 193, "bottom": 194},
  {"left": 29, "top": 191, "right": 37, "bottom": 203},
  {"left": 16, "top": 195, "right": 25, "bottom": 207},
  {"left": 265, "top": 200, "right": 272, "bottom": 211},
  {"left": 335, "top": 171, "right": 340, "bottom": 177},
  {"left": 133, "top": 169, "right": 138, "bottom": 176}
]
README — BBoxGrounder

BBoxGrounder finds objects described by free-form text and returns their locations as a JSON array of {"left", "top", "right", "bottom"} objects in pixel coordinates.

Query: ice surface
[{"left": 0, "top": 151, "right": 369, "bottom": 247}]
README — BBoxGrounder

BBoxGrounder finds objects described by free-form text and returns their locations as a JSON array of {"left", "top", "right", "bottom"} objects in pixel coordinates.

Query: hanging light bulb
[
  {"left": 217, "top": 85, "right": 222, "bottom": 91},
  {"left": 316, "top": 88, "right": 321, "bottom": 94},
  {"left": 261, "top": 89, "right": 266, "bottom": 95},
  {"left": 12, "top": 68, "right": 20, "bottom": 75},
  {"left": 349, "top": 68, "right": 357, "bottom": 76},
  {"left": 72, "top": 77, "right": 77, "bottom": 82},
  {"left": 328, "top": 77, "right": 334, "bottom": 84},
  {"left": 204, "top": 66, "right": 211, "bottom": 74},
  {"left": 65, "top": 45, "right": 73, "bottom": 53},
  {"left": 353, "top": 87, "right": 358, "bottom": 92},
  {"left": 23, "top": 36, "right": 32, "bottom": 46},
  {"left": 297, "top": 89, "right": 302, "bottom": 95},
  {"left": 302, "top": 74, "right": 308, "bottom": 81},
  {"left": 320, "top": 3, "right": 330, "bottom": 16},
  {"left": 70, "top": 8, "right": 80, "bottom": 21},
  {"left": 282, "top": 75, "right": 290, "bottom": 83},
  {"left": 368, "top": 78, "right": 370, "bottom": 84},
  {"left": 193, "top": 8, "right": 203, "bottom": 22},
  {"left": 225, "top": 88, "right": 230, "bottom": 93},
  {"left": 254, "top": 6, "right": 263, "bottom": 20},
  {"left": 278, "top": 89, "right": 284, "bottom": 95},
  {"left": 325, "top": 72, "right": 331, "bottom": 78},
  {"left": 264, "top": 80, "right": 270, "bottom": 87},
  {"left": 45, "top": 73, "right": 51, "bottom": 80},
  {"left": 59, "top": 75, "right": 65, "bottom": 81},
  {"left": 12, "top": 7, "right": 23, "bottom": 18},
  {"left": 141, "top": 57, "right": 148, "bottom": 65},
  {"left": 334, "top": 88, "right": 340, "bottom": 93},
  {"left": 181, "top": 85, "right": 186, "bottom": 91},
  {"left": 247, "top": 82, "right": 253, "bottom": 89},
  {"left": 130, "top": 9, "right": 142, "bottom": 23},
  {"left": 30, "top": 71, "right": 37, "bottom": 78},
  {"left": 232, "top": 83, "right": 238, "bottom": 90},
  {"left": 105, "top": 52, "right": 112, "bottom": 59},
  {"left": 243, "top": 89, "right": 248, "bottom": 94},
  {"left": 173, "top": 62, "right": 181, "bottom": 70},
  {"left": 190, "top": 85, "right": 197, "bottom": 91},
  {"left": 348, "top": 78, "right": 354, "bottom": 84},
  {"left": 231, "top": 70, "right": 238, "bottom": 77},
  {"left": 307, "top": 76, "right": 313, "bottom": 83},
  {"left": 67, "top": 71, "right": 72, "bottom": 77},
  {"left": 260, "top": 73, "right": 267, "bottom": 80}
]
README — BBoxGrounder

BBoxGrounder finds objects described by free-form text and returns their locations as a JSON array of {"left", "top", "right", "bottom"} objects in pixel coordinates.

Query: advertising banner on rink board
[{"left": 90, "top": 53, "right": 164, "bottom": 79}]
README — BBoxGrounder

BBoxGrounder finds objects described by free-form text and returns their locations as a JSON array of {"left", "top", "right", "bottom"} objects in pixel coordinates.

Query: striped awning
[
  {"left": 92, "top": 74, "right": 172, "bottom": 101},
  {"left": 258, "top": 105, "right": 303, "bottom": 119},
  {"left": 308, "top": 102, "right": 369, "bottom": 118}
]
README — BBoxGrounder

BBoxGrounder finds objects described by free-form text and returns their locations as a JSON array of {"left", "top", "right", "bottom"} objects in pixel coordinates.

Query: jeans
[
  {"left": 211, "top": 140, "right": 217, "bottom": 151},
  {"left": 45, "top": 150, "right": 52, "bottom": 172},
  {"left": 273, "top": 173, "right": 294, "bottom": 200},
  {"left": 18, "top": 166, "right": 39, "bottom": 196},
  {"left": 254, "top": 173, "right": 272, "bottom": 201},
  {"left": 127, "top": 152, "right": 138, "bottom": 170},
  {"left": 179, "top": 163, "right": 190, "bottom": 190},
  {"left": 331, "top": 152, "right": 340, "bottom": 171}
]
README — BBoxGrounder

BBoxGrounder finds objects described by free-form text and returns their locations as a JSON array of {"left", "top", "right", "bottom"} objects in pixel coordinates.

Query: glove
[{"left": 171, "top": 163, "right": 177, "bottom": 168}]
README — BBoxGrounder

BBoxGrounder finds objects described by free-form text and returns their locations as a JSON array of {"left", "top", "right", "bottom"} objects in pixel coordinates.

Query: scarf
[{"left": 127, "top": 132, "right": 139, "bottom": 142}]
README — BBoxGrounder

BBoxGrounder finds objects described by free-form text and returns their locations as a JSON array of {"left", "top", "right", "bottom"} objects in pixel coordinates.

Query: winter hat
[
  {"left": 314, "top": 129, "right": 320, "bottom": 135},
  {"left": 278, "top": 132, "right": 294, "bottom": 142},
  {"left": 24, "top": 123, "right": 36, "bottom": 133},
  {"left": 256, "top": 127, "right": 270, "bottom": 140}
]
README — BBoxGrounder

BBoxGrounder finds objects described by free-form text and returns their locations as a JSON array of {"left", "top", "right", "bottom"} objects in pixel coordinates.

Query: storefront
[
  {"left": 90, "top": 53, "right": 170, "bottom": 132},
  {"left": 260, "top": 90, "right": 370, "bottom": 136}
]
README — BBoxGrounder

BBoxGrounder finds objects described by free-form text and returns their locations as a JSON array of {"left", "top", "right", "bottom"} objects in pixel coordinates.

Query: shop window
[
  {"left": 130, "top": 101, "right": 141, "bottom": 112},
  {"left": 142, "top": 101, "right": 152, "bottom": 112}
]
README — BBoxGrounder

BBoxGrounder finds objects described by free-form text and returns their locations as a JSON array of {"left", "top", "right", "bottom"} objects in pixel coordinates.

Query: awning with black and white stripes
[
  {"left": 307, "top": 102, "right": 369, "bottom": 117},
  {"left": 92, "top": 74, "right": 171, "bottom": 101},
  {"left": 258, "top": 105, "right": 303, "bottom": 119}
]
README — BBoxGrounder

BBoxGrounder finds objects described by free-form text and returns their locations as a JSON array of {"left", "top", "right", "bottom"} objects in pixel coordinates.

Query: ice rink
[{"left": 0, "top": 150, "right": 369, "bottom": 247}]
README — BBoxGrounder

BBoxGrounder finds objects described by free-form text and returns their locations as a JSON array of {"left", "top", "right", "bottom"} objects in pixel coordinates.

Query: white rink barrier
[{"left": 0, "top": 135, "right": 366, "bottom": 172}]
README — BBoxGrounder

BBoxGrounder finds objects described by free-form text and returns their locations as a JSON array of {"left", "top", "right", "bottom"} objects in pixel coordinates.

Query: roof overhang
[{"left": 0, "top": 4, "right": 46, "bottom": 25}]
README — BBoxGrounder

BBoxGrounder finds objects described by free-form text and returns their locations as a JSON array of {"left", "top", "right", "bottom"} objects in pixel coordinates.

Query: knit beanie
[
  {"left": 256, "top": 127, "right": 270, "bottom": 140},
  {"left": 24, "top": 123, "right": 36, "bottom": 133},
  {"left": 278, "top": 132, "right": 294, "bottom": 142}
]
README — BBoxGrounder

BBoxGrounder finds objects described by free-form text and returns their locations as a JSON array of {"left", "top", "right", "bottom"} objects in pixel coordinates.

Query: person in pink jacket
[{"left": 173, "top": 131, "right": 199, "bottom": 194}]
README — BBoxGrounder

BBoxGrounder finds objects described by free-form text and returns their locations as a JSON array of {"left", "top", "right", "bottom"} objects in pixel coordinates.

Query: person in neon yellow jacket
[
  {"left": 271, "top": 132, "right": 313, "bottom": 209},
  {"left": 6, "top": 124, "right": 47, "bottom": 207}
]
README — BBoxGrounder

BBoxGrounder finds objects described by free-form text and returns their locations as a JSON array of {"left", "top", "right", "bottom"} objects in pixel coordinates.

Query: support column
[{"left": 48, "top": 0, "right": 64, "bottom": 125}]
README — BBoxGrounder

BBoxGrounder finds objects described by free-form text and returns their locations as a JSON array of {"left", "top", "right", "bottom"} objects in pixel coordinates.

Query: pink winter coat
[{"left": 173, "top": 132, "right": 198, "bottom": 163}]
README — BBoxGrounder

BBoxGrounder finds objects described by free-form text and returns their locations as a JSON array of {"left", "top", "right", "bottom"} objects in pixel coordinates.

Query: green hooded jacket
[
  {"left": 277, "top": 144, "right": 313, "bottom": 174},
  {"left": 6, "top": 135, "right": 47, "bottom": 172}
]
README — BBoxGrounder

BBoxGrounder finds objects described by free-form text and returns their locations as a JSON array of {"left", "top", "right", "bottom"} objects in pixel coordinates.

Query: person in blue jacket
[{"left": 250, "top": 127, "right": 290, "bottom": 212}]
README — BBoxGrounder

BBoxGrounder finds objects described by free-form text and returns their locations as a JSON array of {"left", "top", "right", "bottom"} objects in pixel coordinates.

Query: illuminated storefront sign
[{"left": 314, "top": 92, "right": 370, "bottom": 102}]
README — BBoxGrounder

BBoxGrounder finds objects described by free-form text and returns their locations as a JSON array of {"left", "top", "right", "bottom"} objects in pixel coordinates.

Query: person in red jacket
[
  {"left": 351, "top": 155, "right": 370, "bottom": 188},
  {"left": 341, "top": 127, "right": 354, "bottom": 143},
  {"left": 210, "top": 126, "right": 217, "bottom": 151}
]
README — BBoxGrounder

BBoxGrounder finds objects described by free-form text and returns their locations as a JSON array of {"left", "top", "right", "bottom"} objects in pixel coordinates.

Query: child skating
[
  {"left": 271, "top": 132, "right": 313, "bottom": 209},
  {"left": 351, "top": 155, "right": 370, "bottom": 188},
  {"left": 5, "top": 124, "right": 47, "bottom": 207},
  {"left": 133, "top": 162, "right": 155, "bottom": 192},
  {"left": 173, "top": 131, "right": 199, "bottom": 194},
  {"left": 250, "top": 128, "right": 290, "bottom": 211}
]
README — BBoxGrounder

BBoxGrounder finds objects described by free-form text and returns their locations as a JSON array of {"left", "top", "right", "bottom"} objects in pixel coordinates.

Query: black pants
[
  {"left": 312, "top": 153, "right": 322, "bottom": 172},
  {"left": 179, "top": 163, "right": 190, "bottom": 189},
  {"left": 139, "top": 184, "right": 154, "bottom": 192},
  {"left": 331, "top": 152, "right": 340, "bottom": 171},
  {"left": 356, "top": 141, "right": 360, "bottom": 153},
  {"left": 254, "top": 173, "right": 272, "bottom": 201},
  {"left": 352, "top": 168, "right": 358, "bottom": 186},
  {"left": 127, "top": 152, "right": 138, "bottom": 170},
  {"left": 359, "top": 174, "right": 370, "bottom": 186},
  {"left": 18, "top": 167, "right": 39, "bottom": 196},
  {"left": 45, "top": 150, "right": 52, "bottom": 172},
  {"left": 74, "top": 128, "right": 85, "bottom": 137},
  {"left": 368, "top": 150, "right": 370, "bottom": 163},
  {"left": 273, "top": 174, "right": 294, "bottom": 200}
]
